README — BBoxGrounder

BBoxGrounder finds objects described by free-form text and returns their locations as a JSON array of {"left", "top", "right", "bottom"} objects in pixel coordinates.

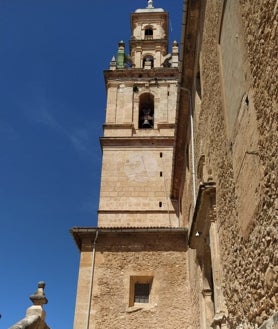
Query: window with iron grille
[
  {"left": 129, "top": 276, "right": 153, "bottom": 306},
  {"left": 134, "top": 283, "right": 150, "bottom": 303}
]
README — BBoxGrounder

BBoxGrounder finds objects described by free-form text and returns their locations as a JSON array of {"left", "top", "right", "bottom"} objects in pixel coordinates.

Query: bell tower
[
  {"left": 71, "top": 2, "right": 192, "bottom": 329},
  {"left": 99, "top": 0, "right": 179, "bottom": 228}
]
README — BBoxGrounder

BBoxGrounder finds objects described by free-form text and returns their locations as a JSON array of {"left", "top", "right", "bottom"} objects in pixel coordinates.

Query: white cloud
[
  {"left": 26, "top": 105, "right": 66, "bottom": 135},
  {"left": 69, "top": 128, "right": 90, "bottom": 153},
  {"left": 24, "top": 104, "right": 95, "bottom": 155}
]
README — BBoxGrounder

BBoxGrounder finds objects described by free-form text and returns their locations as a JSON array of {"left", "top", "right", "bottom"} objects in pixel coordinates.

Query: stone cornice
[
  {"left": 129, "top": 38, "right": 168, "bottom": 50},
  {"left": 98, "top": 210, "right": 176, "bottom": 214},
  {"left": 70, "top": 226, "right": 188, "bottom": 251},
  {"left": 100, "top": 136, "right": 174, "bottom": 148},
  {"left": 104, "top": 68, "right": 179, "bottom": 86},
  {"left": 171, "top": 0, "right": 201, "bottom": 200},
  {"left": 188, "top": 182, "right": 216, "bottom": 249}
]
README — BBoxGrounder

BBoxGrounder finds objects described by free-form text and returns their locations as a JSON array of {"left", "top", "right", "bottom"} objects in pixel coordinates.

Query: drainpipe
[
  {"left": 86, "top": 230, "right": 99, "bottom": 329},
  {"left": 180, "top": 86, "right": 197, "bottom": 207},
  {"left": 189, "top": 92, "right": 197, "bottom": 207}
]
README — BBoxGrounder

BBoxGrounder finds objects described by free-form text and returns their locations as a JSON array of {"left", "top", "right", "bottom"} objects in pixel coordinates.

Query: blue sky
[{"left": 0, "top": 1, "right": 182, "bottom": 327}]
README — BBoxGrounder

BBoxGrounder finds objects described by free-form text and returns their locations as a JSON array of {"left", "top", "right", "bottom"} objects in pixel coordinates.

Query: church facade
[{"left": 72, "top": 1, "right": 277, "bottom": 329}]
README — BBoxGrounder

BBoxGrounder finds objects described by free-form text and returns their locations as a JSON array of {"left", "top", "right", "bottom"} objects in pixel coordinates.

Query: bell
[{"left": 142, "top": 119, "right": 152, "bottom": 128}]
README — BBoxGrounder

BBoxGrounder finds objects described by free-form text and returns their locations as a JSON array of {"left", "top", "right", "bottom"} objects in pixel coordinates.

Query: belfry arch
[
  {"left": 143, "top": 55, "right": 154, "bottom": 68},
  {"left": 138, "top": 92, "right": 154, "bottom": 128},
  {"left": 144, "top": 25, "right": 153, "bottom": 39}
]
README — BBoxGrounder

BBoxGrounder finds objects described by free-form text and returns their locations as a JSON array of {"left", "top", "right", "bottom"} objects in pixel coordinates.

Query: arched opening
[
  {"left": 144, "top": 26, "right": 153, "bottom": 40},
  {"left": 138, "top": 93, "right": 154, "bottom": 129},
  {"left": 143, "top": 55, "right": 154, "bottom": 69}
]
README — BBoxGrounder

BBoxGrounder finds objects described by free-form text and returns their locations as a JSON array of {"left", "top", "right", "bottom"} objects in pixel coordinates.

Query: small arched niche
[
  {"left": 143, "top": 55, "right": 154, "bottom": 69},
  {"left": 138, "top": 93, "right": 154, "bottom": 129}
]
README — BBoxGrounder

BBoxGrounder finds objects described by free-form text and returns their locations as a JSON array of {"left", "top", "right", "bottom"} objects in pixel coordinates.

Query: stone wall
[
  {"left": 98, "top": 147, "right": 178, "bottom": 227},
  {"left": 183, "top": 0, "right": 277, "bottom": 327},
  {"left": 88, "top": 233, "right": 194, "bottom": 329}
]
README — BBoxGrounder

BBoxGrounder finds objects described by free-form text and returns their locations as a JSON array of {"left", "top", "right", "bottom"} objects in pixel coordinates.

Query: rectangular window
[{"left": 129, "top": 276, "right": 153, "bottom": 307}]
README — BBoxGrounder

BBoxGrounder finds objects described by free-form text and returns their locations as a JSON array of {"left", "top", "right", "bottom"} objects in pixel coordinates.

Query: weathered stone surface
[
  {"left": 90, "top": 234, "right": 193, "bottom": 329},
  {"left": 9, "top": 282, "right": 49, "bottom": 329},
  {"left": 258, "top": 312, "right": 278, "bottom": 329},
  {"left": 182, "top": 0, "right": 277, "bottom": 327}
]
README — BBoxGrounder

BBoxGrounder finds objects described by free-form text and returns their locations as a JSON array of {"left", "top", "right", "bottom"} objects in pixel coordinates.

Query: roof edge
[{"left": 70, "top": 226, "right": 188, "bottom": 251}]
